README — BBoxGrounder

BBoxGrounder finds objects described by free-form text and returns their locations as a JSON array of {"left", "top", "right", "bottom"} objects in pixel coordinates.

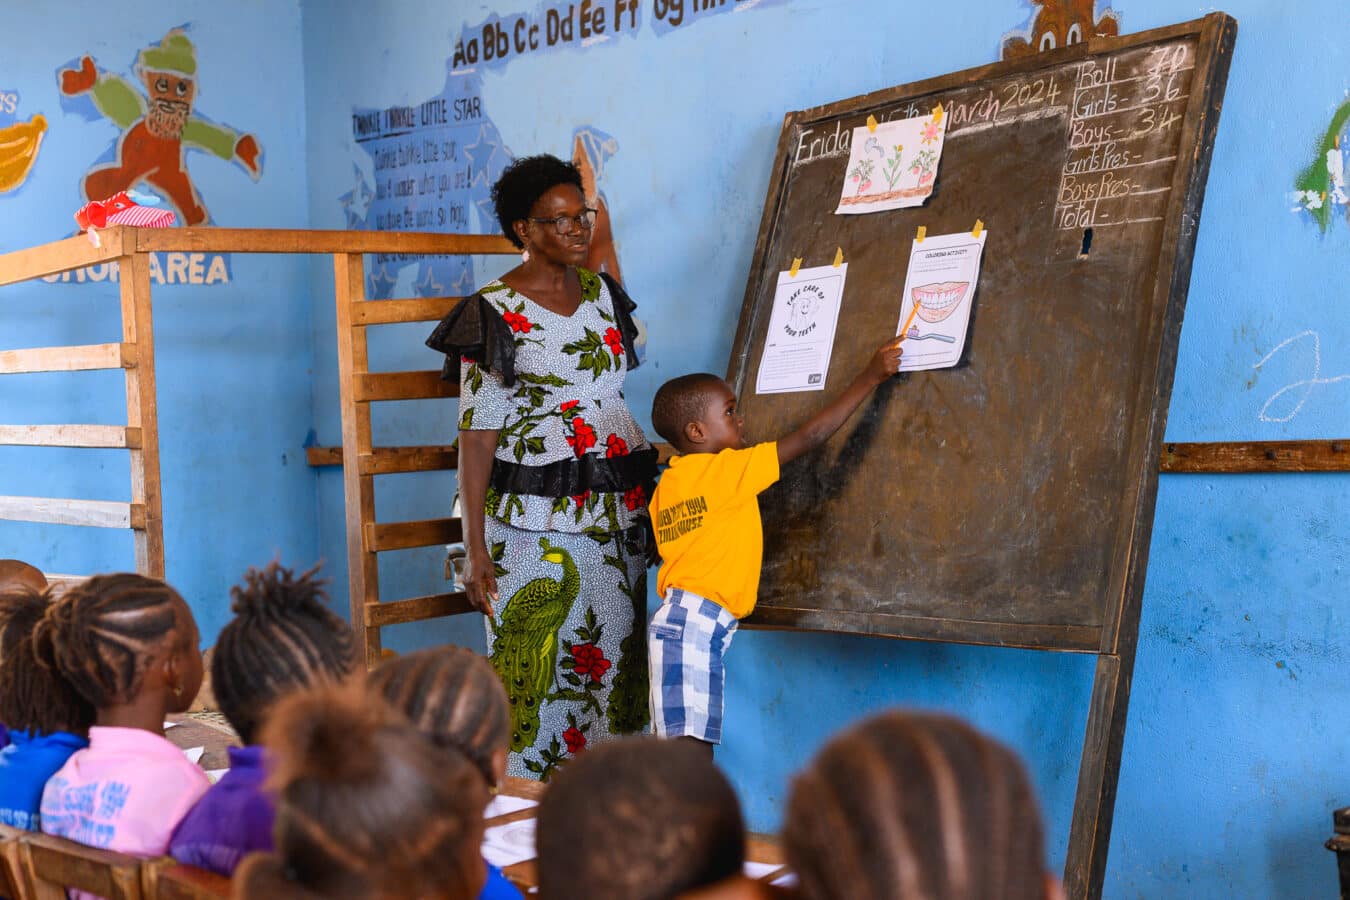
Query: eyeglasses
[{"left": 527, "top": 208, "right": 598, "bottom": 235}]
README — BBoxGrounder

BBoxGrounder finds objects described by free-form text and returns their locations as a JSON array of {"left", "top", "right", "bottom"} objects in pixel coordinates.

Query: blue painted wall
[
  {"left": 0, "top": 2, "right": 319, "bottom": 643},
  {"left": 300, "top": 2, "right": 1350, "bottom": 896},
  {"left": 4, "top": 1, "right": 1346, "bottom": 897}
]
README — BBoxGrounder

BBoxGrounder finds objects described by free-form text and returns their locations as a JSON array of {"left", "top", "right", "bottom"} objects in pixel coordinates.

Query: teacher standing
[{"left": 427, "top": 155, "right": 657, "bottom": 780}]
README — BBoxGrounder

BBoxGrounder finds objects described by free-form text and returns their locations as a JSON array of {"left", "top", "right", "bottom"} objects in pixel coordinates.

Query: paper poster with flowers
[{"left": 836, "top": 107, "right": 947, "bottom": 214}]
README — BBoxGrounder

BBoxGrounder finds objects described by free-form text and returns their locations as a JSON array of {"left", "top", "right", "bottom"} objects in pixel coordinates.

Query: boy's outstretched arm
[{"left": 776, "top": 336, "right": 904, "bottom": 466}]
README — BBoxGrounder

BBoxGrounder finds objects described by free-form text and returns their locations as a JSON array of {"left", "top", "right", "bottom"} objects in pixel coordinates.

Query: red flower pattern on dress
[
  {"left": 571, "top": 643, "right": 611, "bottom": 683},
  {"left": 563, "top": 725, "right": 586, "bottom": 754},
  {"left": 565, "top": 417, "right": 597, "bottom": 457},
  {"left": 605, "top": 434, "right": 629, "bottom": 458},
  {"left": 560, "top": 399, "right": 580, "bottom": 412},
  {"left": 572, "top": 490, "right": 591, "bottom": 508},
  {"left": 603, "top": 327, "right": 624, "bottom": 356},
  {"left": 623, "top": 484, "right": 647, "bottom": 512},
  {"left": 502, "top": 311, "right": 534, "bottom": 334}
]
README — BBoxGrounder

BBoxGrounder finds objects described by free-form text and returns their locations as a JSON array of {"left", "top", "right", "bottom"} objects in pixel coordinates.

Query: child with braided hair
[
  {"left": 232, "top": 681, "right": 491, "bottom": 900},
  {"left": 34, "top": 573, "right": 207, "bottom": 874},
  {"left": 0, "top": 559, "right": 49, "bottom": 753},
  {"left": 783, "top": 711, "right": 1062, "bottom": 900},
  {"left": 0, "top": 586, "right": 95, "bottom": 831},
  {"left": 368, "top": 646, "right": 521, "bottom": 900},
  {"left": 170, "top": 561, "right": 357, "bottom": 877}
]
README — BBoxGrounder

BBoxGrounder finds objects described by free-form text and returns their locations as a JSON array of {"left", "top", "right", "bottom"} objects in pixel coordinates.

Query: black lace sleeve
[
  {"left": 424, "top": 293, "right": 518, "bottom": 387},
  {"left": 599, "top": 272, "right": 643, "bottom": 370}
]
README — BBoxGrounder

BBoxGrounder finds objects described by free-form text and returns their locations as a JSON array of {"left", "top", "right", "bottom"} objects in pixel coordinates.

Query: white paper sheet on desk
[
  {"left": 755, "top": 263, "right": 847, "bottom": 395},
  {"left": 485, "top": 794, "right": 537, "bottom": 819},
  {"left": 182, "top": 746, "right": 205, "bottom": 765},
  {"left": 744, "top": 862, "right": 781, "bottom": 879},
  {"left": 482, "top": 818, "right": 537, "bottom": 868},
  {"left": 205, "top": 768, "right": 229, "bottom": 784}
]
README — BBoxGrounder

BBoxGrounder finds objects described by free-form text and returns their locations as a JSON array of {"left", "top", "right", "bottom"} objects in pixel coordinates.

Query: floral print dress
[{"left": 457, "top": 268, "right": 653, "bottom": 780}]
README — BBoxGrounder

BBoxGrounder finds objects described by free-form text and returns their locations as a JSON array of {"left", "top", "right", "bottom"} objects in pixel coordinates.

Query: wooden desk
[{"left": 163, "top": 714, "right": 239, "bottom": 773}]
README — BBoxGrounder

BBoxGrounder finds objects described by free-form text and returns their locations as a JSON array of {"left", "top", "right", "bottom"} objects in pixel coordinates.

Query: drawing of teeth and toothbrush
[{"left": 901, "top": 281, "right": 969, "bottom": 342}]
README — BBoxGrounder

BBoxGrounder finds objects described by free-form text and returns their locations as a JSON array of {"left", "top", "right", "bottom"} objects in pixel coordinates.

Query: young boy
[{"left": 647, "top": 337, "right": 904, "bottom": 752}]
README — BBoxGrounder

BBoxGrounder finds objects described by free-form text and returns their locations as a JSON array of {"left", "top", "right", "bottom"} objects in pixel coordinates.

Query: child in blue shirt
[
  {"left": 0, "top": 586, "right": 95, "bottom": 830},
  {"left": 169, "top": 562, "right": 357, "bottom": 877}
]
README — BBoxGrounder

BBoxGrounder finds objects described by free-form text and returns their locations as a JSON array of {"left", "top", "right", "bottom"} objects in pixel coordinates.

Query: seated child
[
  {"left": 232, "top": 682, "right": 490, "bottom": 900},
  {"left": 369, "top": 646, "right": 521, "bottom": 900},
  {"left": 170, "top": 561, "right": 356, "bottom": 876},
  {"left": 33, "top": 573, "right": 209, "bottom": 871},
  {"left": 783, "top": 711, "right": 1061, "bottom": 900},
  {"left": 0, "top": 558, "right": 48, "bottom": 751},
  {"left": 647, "top": 338, "right": 903, "bottom": 751},
  {"left": 536, "top": 736, "right": 745, "bottom": 900},
  {"left": 0, "top": 586, "right": 95, "bottom": 830}
]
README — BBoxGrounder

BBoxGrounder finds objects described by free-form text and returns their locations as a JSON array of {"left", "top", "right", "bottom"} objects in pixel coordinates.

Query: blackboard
[
  {"left": 732, "top": 15, "right": 1235, "bottom": 655},
  {"left": 727, "top": 15, "right": 1237, "bottom": 899}
]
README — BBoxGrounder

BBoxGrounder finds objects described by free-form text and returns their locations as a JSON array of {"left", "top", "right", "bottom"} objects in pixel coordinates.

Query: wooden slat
[
  {"left": 365, "top": 591, "right": 475, "bottom": 627},
  {"left": 133, "top": 227, "right": 518, "bottom": 256},
  {"left": 0, "top": 228, "right": 126, "bottom": 286},
  {"left": 147, "top": 862, "right": 231, "bottom": 900},
  {"left": 359, "top": 445, "right": 458, "bottom": 475},
  {"left": 0, "top": 342, "right": 133, "bottom": 374},
  {"left": 0, "top": 425, "right": 140, "bottom": 448},
  {"left": 352, "top": 296, "right": 463, "bottom": 325},
  {"left": 305, "top": 445, "right": 344, "bottom": 467},
  {"left": 0, "top": 496, "right": 144, "bottom": 529},
  {"left": 120, "top": 252, "right": 165, "bottom": 577},
  {"left": 354, "top": 370, "right": 457, "bottom": 401},
  {"left": 23, "top": 832, "right": 144, "bottom": 900},
  {"left": 363, "top": 516, "right": 462, "bottom": 552},
  {"left": 42, "top": 574, "right": 87, "bottom": 592},
  {"left": 334, "top": 252, "right": 383, "bottom": 666},
  {"left": 1161, "top": 439, "right": 1350, "bottom": 473}
]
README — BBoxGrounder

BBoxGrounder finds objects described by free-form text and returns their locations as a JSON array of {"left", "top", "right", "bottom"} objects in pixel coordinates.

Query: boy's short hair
[
  {"left": 0, "top": 559, "right": 47, "bottom": 595},
  {"left": 537, "top": 737, "right": 745, "bottom": 900},
  {"left": 0, "top": 587, "right": 94, "bottom": 736},
  {"left": 211, "top": 561, "right": 356, "bottom": 745},
  {"left": 651, "top": 373, "right": 727, "bottom": 447},
  {"left": 783, "top": 711, "right": 1047, "bottom": 900}
]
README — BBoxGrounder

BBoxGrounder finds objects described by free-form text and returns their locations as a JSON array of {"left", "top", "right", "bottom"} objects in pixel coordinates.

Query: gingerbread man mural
[
  {"left": 1002, "top": 0, "right": 1119, "bottom": 60},
  {"left": 58, "top": 30, "right": 261, "bottom": 225}
]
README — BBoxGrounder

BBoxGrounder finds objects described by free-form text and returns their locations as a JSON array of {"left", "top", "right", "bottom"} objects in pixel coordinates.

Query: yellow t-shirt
[{"left": 652, "top": 442, "right": 780, "bottom": 619}]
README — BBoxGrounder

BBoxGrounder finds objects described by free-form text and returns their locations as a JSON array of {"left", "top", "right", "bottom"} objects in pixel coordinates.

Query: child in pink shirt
[{"left": 34, "top": 573, "right": 208, "bottom": 869}]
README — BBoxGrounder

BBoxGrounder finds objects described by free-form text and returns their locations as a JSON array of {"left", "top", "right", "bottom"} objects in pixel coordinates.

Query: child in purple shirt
[
  {"left": 0, "top": 586, "right": 95, "bottom": 831},
  {"left": 169, "top": 562, "right": 356, "bottom": 876}
]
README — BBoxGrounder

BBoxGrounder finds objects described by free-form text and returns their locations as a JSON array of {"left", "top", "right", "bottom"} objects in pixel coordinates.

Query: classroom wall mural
[
  {"left": 0, "top": 89, "right": 47, "bottom": 195},
  {"left": 1292, "top": 95, "right": 1349, "bottom": 234},
  {"left": 1001, "top": 0, "right": 1119, "bottom": 60},
  {"left": 51, "top": 27, "right": 265, "bottom": 286},
  {"left": 452, "top": 0, "right": 792, "bottom": 72}
]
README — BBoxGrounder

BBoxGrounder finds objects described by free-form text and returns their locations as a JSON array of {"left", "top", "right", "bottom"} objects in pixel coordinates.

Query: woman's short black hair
[{"left": 491, "top": 154, "right": 584, "bottom": 248}]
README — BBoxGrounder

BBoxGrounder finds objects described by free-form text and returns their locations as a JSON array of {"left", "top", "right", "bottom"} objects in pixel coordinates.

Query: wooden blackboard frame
[{"left": 727, "top": 14, "right": 1237, "bottom": 898}]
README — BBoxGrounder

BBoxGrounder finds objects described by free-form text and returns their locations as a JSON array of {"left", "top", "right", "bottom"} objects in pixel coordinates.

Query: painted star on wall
[
  {"left": 465, "top": 126, "right": 501, "bottom": 188},
  {"left": 369, "top": 265, "right": 397, "bottom": 298},
  {"left": 414, "top": 264, "right": 446, "bottom": 298},
  {"left": 340, "top": 164, "right": 374, "bottom": 227}
]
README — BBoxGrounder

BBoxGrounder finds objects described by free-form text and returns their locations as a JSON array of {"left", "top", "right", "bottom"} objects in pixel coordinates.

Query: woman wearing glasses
[{"left": 427, "top": 154, "right": 657, "bottom": 780}]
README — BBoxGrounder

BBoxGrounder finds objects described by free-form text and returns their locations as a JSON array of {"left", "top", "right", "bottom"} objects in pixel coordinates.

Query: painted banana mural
[{"left": 0, "top": 113, "right": 46, "bottom": 193}]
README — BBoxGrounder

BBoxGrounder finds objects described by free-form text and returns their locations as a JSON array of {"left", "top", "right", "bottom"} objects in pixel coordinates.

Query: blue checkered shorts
[{"left": 648, "top": 588, "right": 739, "bottom": 743}]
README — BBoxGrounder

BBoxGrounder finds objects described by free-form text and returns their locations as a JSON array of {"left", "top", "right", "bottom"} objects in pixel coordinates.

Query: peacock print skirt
[{"left": 484, "top": 518, "right": 651, "bottom": 781}]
